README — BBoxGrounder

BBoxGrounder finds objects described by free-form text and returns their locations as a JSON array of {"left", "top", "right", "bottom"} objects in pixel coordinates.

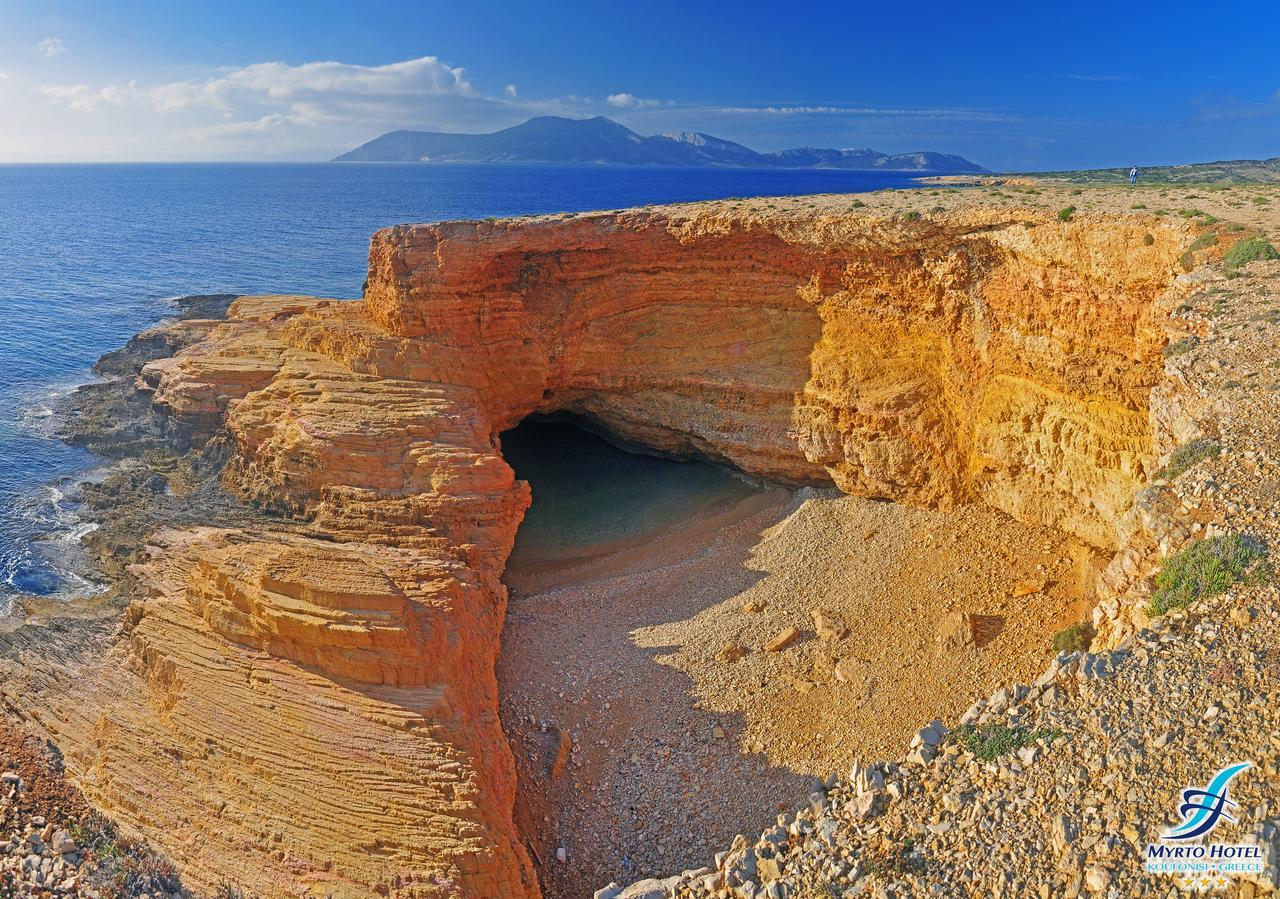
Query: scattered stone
[
  {"left": 763, "top": 627, "right": 800, "bottom": 653},
  {"left": 937, "top": 611, "right": 976, "bottom": 652},
  {"left": 1084, "top": 865, "right": 1111, "bottom": 893},
  {"left": 716, "top": 643, "right": 747, "bottom": 663},
  {"left": 811, "top": 610, "right": 848, "bottom": 641},
  {"left": 1013, "top": 579, "right": 1046, "bottom": 597}
]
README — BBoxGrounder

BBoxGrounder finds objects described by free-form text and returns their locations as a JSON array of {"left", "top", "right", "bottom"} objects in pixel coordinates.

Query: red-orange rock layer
[{"left": 26, "top": 205, "right": 1183, "bottom": 897}]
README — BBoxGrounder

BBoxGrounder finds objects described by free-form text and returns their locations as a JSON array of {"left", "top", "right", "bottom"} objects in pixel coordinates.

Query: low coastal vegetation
[
  {"left": 1032, "top": 157, "right": 1280, "bottom": 183},
  {"left": 1188, "top": 231, "right": 1218, "bottom": 252},
  {"left": 946, "top": 723, "right": 1062, "bottom": 762},
  {"left": 1223, "top": 237, "right": 1279, "bottom": 273},
  {"left": 1148, "top": 534, "right": 1268, "bottom": 616},
  {"left": 1051, "top": 622, "right": 1091, "bottom": 652},
  {"left": 1154, "top": 438, "right": 1220, "bottom": 481},
  {"left": 1163, "top": 335, "right": 1198, "bottom": 357}
]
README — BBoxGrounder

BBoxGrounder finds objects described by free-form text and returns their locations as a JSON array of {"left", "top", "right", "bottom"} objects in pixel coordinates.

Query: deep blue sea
[{"left": 0, "top": 162, "right": 923, "bottom": 603}]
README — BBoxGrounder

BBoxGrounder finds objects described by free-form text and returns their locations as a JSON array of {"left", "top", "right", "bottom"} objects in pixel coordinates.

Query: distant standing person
[{"left": 1130, "top": 164, "right": 1139, "bottom": 184}]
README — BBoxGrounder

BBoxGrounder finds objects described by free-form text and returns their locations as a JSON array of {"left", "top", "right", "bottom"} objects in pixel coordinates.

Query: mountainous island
[{"left": 333, "top": 115, "right": 988, "bottom": 172}]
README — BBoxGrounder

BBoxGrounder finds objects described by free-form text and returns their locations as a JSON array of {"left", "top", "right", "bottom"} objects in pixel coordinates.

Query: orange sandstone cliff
[{"left": 6, "top": 204, "right": 1185, "bottom": 897}]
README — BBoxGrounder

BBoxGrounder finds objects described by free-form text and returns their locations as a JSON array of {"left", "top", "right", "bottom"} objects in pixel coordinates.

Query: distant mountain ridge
[{"left": 333, "top": 116, "right": 988, "bottom": 173}]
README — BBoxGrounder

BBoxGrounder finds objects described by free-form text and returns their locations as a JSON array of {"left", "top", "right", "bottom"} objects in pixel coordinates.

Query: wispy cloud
[
  {"left": 42, "top": 55, "right": 476, "bottom": 114},
  {"left": 37, "top": 37, "right": 66, "bottom": 59},
  {"left": 1192, "top": 89, "right": 1280, "bottom": 121},
  {"left": 26, "top": 52, "right": 1024, "bottom": 161},
  {"left": 32, "top": 54, "right": 603, "bottom": 158},
  {"left": 606, "top": 92, "right": 666, "bottom": 109},
  {"left": 1065, "top": 74, "right": 1132, "bottom": 82},
  {"left": 687, "top": 103, "right": 1027, "bottom": 123}
]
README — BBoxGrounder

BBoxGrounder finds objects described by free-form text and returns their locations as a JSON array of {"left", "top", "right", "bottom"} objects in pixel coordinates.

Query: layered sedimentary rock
[
  {"left": 22, "top": 205, "right": 1183, "bottom": 897},
  {"left": 363, "top": 208, "right": 1179, "bottom": 546}
]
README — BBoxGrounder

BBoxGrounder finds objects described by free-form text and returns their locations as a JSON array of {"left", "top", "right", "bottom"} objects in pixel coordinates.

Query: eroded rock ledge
[{"left": 7, "top": 203, "right": 1186, "bottom": 897}]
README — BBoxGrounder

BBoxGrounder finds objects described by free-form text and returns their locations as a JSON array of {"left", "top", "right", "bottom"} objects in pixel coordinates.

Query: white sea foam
[{"left": 60, "top": 521, "right": 100, "bottom": 543}]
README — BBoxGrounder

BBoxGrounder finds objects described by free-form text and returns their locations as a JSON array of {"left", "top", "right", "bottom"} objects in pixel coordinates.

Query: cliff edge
[{"left": 0, "top": 192, "right": 1205, "bottom": 897}]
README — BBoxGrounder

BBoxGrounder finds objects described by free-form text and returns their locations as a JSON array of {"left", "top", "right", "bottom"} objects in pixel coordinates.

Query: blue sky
[{"left": 2, "top": 0, "right": 1278, "bottom": 168}]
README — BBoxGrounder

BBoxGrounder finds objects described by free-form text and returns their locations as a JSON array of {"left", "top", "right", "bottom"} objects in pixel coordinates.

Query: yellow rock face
[
  {"left": 363, "top": 207, "right": 1178, "bottom": 547},
  {"left": 27, "top": 205, "right": 1182, "bottom": 897}
]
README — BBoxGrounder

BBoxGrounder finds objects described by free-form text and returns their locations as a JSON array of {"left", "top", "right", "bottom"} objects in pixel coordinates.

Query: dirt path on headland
[{"left": 499, "top": 485, "right": 1098, "bottom": 898}]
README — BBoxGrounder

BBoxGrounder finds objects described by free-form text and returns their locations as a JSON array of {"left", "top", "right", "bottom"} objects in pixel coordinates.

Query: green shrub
[
  {"left": 1164, "top": 336, "right": 1198, "bottom": 357},
  {"left": 1155, "top": 438, "right": 1220, "bottom": 480},
  {"left": 1052, "top": 623, "right": 1091, "bottom": 652},
  {"left": 1058, "top": 205, "right": 1076, "bottom": 222},
  {"left": 1149, "top": 534, "right": 1268, "bottom": 615},
  {"left": 948, "top": 723, "right": 1062, "bottom": 761},
  {"left": 1188, "top": 232, "right": 1218, "bottom": 252},
  {"left": 1223, "top": 238, "right": 1280, "bottom": 272},
  {"left": 850, "top": 200, "right": 867, "bottom": 208},
  {"left": 1224, "top": 223, "right": 1246, "bottom": 233},
  {"left": 902, "top": 210, "right": 922, "bottom": 221},
  {"left": 1143, "top": 233, "right": 1155, "bottom": 246}
]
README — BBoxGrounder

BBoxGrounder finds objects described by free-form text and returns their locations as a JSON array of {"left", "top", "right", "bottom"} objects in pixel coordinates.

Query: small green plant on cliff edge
[
  {"left": 1188, "top": 231, "right": 1218, "bottom": 252},
  {"left": 1163, "top": 336, "right": 1198, "bottom": 358},
  {"left": 1057, "top": 205, "right": 1076, "bottom": 222},
  {"left": 1052, "top": 622, "right": 1091, "bottom": 652},
  {"left": 861, "top": 835, "right": 926, "bottom": 878},
  {"left": 947, "top": 723, "right": 1062, "bottom": 761},
  {"left": 1154, "top": 438, "right": 1220, "bottom": 481},
  {"left": 1223, "top": 238, "right": 1280, "bottom": 273},
  {"left": 1148, "top": 534, "right": 1268, "bottom": 616}
]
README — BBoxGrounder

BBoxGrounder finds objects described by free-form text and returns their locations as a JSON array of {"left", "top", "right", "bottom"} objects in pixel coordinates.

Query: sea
[{"left": 0, "top": 162, "right": 925, "bottom": 604}]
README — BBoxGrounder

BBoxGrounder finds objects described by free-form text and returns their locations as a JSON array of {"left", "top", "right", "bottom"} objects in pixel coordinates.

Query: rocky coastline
[{"left": 0, "top": 182, "right": 1276, "bottom": 898}]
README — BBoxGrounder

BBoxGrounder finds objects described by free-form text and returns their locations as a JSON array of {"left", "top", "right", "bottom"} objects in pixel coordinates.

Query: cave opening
[{"left": 498, "top": 414, "right": 765, "bottom": 574}]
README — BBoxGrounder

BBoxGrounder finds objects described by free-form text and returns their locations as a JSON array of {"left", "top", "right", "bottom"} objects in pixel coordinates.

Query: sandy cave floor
[{"left": 498, "top": 486, "right": 1102, "bottom": 899}]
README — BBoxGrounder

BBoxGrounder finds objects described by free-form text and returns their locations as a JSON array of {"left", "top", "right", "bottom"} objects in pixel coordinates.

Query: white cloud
[
  {"left": 606, "top": 92, "right": 664, "bottom": 109},
  {"left": 28, "top": 54, "right": 578, "bottom": 159},
  {"left": 38, "top": 84, "right": 99, "bottom": 111},
  {"left": 188, "top": 113, "right": 289, "bottom": 139},
  {"left": 695, "top": 104, "right": 1023, "bottom": 122},
  {"left": 41, "top": 55, "right": 476, "bottom": 115},
  {"left": 37, "top": 38, "right": 66, "bottom": 59},
  {"left": 17, "top": 51, "right": 1018, "bottom": 162}
]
